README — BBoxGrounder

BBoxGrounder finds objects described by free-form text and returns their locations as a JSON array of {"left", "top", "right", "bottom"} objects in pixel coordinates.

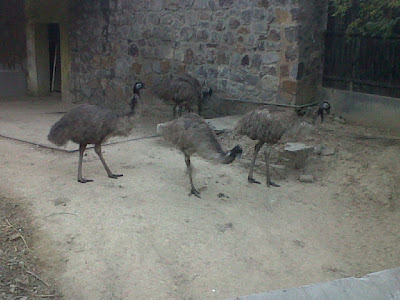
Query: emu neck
[{"left": 129, "top": 93, "right": 140, "bottom": 115}]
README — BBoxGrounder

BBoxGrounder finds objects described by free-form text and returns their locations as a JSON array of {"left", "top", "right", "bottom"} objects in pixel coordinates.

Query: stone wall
[
  {"left": 295, "top": 0, "right": 329, "bottom": 105},
  {"left": 68, "top": 0, "right": 328, "bottom": 109}
]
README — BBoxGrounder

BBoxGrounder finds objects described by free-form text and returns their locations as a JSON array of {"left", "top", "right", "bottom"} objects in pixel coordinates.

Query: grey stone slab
[{"left": 205, "top": 115, "right": 242, "bottom": 132}]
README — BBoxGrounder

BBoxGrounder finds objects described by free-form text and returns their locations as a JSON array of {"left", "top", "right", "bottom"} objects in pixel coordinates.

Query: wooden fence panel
[{"left": 323, "top": 10, "right": 400, "bottom": 98}]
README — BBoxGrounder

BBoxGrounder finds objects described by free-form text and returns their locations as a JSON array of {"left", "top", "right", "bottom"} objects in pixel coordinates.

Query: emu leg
[
  {"left": 197, "top": 102, "right": 202, "bottom": 116},
  {"left": 185, "top": 154, "right": 200, "bottom": 198},
  {"left": 265, "top": 145, "right": 280, "bottom": 187},
  {"left": 78, "top": 144, "right": 93, "bottom": 183},
  {"left": 178, "top": 105, "right": 184, "bottom": 117},
  {"left": 94, "top": 143, "right": 123, "bottom": 179},
  {"left": 248, "top": 141, "right": 264, "bottom": 184}
]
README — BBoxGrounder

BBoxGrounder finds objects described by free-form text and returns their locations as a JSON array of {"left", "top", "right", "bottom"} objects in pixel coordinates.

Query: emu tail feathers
[{"left": 48, "top": 118, "right": 71, "bottom": 146}]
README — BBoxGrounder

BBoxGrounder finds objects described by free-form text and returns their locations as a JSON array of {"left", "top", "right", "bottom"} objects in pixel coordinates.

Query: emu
[
  {"left": 313, "top": 101, "right": 331, "bottom": 124},
  {"left": 157, "top": 113, "right": 242, "bottom": 198},
  {"left": 234, "top": 102, "right": 331, "bottom": 186},
  {"left": 48, "top": 82, "right": 145, "bottom": 183},
  {"left": 153, "top": 73, "right": 212, "bottom": 118}
]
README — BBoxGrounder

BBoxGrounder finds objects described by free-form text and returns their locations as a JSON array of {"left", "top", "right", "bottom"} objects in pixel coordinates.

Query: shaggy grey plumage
[
  {"left": 48, "top": 82, "right": 145, "bottom": 183},
  {"left": 157, "top": 113, "right": 242, "bottom": 197},
  {"left": 234, "top": 103, "right": 330, "bottom": 186},
  {"left": 153, "top": 73, "right": 212, "bottom": 118}
]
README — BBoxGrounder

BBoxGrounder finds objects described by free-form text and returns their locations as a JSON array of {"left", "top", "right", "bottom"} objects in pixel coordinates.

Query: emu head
[
  {"left": 222, "top": 145, "right": 243, "bottom": 164},
  {"left": 133, "top": 82, "right": 145, "bottom": 95},
  {"left": 202, "top": 87, "right": 213, "bottom": 100},
  {"left": 230, "top": 145, "right": 243, "bottom": 158},
  {"left": 130, "top": 82, "right": 145, "bottom": 113},
  {"left": 321, "top": 101, "right": 331, "bottom": 115}
]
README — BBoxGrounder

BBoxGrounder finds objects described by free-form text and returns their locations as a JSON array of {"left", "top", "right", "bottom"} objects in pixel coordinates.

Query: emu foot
[
  {"left": 78, "top": 178, "right": 93, "bottom": 183},
  {"left": 267, "top": 181, "right": 280, "bottom": 187},
  {"left": 189, "top": 187, "right": 201, "bottom": 198},
  {"left": 248, "top": 177, "right": 261, "bottom": 184},
  {"left": 108, "top": 173, "right": 123, "bottom": 179}
]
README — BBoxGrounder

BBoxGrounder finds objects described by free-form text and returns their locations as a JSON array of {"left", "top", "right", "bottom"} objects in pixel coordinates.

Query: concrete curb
[{"left": 227, "top": 268, "right": 400, "bottom": 300}]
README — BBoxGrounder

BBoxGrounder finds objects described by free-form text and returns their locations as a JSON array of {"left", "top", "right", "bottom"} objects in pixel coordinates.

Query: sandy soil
[
  {"left": 1, "top": 197, "right": 61, "bottom": 299},
  {"left": 0, "top": 97, "right": 399, "bottom": 300}
]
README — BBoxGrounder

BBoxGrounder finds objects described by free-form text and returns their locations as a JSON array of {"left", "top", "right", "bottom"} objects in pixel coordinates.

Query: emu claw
[
  {"left": 267, "top": 181, "right": 280, "bottom": 187},
  {"left": 248, "top": 177, "right": 261, "bottom": 184},
  {"left": 189, "top": 188, "right": 201, "bottom": 198},
  {"left": 78, "top": 178, "right": 93, "bottom": 183},
  {"left": 109, "top": 174, "right": 123, "bottom": 179}
]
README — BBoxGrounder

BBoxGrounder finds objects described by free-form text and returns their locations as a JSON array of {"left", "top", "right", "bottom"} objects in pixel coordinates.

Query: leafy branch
[{"left": 330, "top": 0, "right": 400, "bottom": 38}]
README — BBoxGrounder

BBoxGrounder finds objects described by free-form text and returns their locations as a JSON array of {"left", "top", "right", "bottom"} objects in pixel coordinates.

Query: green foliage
[{"left": 330, "top": 0, "right": 400, "bottom": 37}]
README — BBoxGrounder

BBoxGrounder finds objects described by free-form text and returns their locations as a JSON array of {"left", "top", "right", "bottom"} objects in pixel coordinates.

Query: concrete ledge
[
  {"left": 227, "top": 267, "right": 400, "bottom": 300},
  {"left": 323, "top": 88, "right": 400, "bottom": 133}
]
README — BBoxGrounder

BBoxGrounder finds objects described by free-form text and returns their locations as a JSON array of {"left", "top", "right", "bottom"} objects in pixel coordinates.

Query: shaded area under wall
[{"left": 323, "top": 88, "right": 400, "bottom": 134}]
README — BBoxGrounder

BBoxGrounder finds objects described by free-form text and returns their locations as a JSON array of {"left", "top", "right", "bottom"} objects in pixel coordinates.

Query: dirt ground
[
  {"left": 0, "top": 96, "right": 399, "bottom": 300},
  {"left": 1, "top": 198, "right": 61, "bottom": 299}
]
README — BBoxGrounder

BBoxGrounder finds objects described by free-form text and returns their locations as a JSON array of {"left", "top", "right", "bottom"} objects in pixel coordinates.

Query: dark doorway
[{"left": 48, "top": 23, "right": 61, "bottom": 92}]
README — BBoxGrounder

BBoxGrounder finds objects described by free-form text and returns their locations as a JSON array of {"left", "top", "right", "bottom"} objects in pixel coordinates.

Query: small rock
[
  {"left": 285, "top": 142, "right": 313, "bottom": 152},
  {"left": 313, "top": 145, "right": 323, "bottom": 155},
  {"left": 270, "top": 164, "right": 285, "bottom": 170},
  {"left": 321, "top": 147, "right": 335, "bottom": 156},
  {"left": 218, "top": 193, "right": 229, "bottom": 198},
  {"left": 18, "top": 261, "right": 25, "bottom": 268},
  {"left": 299, "top": 175, "right": 314, "bottom": 183},
  {"left": 293, "top": 240, "right": 305, "bottom": 247},
  {"left": 54, "top": 197, "right": 70, "bottom": 206},
  {"left": 334, "top": 116, "right": 346, "bottom": 124},
  {"left": 217, "top": 222, "right": 233, "bottom": 233}
]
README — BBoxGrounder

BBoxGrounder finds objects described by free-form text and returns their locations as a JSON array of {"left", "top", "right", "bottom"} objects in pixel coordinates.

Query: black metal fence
[{"left": 323, "top": 8, "right": 400, "bottom": 98}]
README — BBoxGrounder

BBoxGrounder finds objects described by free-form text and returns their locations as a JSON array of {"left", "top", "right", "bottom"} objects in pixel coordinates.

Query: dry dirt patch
[{"left": 0, "top": 198, "right": 62, "bottom": 299}]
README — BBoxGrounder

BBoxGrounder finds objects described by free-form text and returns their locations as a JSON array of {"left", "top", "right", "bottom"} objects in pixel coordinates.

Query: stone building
[{"left": 1, "top": 0, "right": 328, "bottom": 110}]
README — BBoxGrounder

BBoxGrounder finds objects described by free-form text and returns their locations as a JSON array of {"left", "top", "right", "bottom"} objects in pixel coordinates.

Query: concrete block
[
  {"left": 282, "top": 142, "right": 314, "bottom": 169},
  {"left": 205, "top": 115, "right": 242, "bottom": 133},
  {"left": 299, "top": 174, "right": 314, "bottom": 183}
]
